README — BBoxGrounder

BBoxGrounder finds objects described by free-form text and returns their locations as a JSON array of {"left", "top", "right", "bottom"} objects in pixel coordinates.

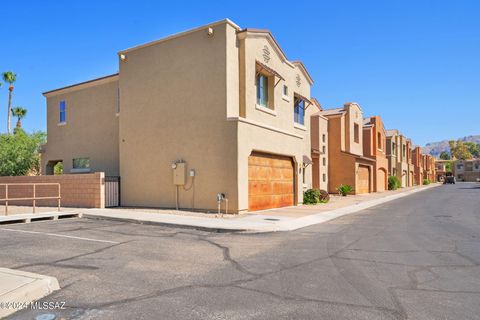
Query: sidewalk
[
  {"left": 83, "top": 184, "right": 440, "bottom": 232},
  {"left": 0, "top": 268, "right": 60, "bottom": 318}
]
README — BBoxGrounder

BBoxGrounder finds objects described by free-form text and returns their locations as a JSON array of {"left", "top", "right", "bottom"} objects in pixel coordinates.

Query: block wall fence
[{"left": 0, "top": 173, "right": 105, "bottom": 208}]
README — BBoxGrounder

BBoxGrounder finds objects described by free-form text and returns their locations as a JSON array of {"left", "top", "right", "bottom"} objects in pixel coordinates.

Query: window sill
[
  {"left": 58, "top": 122, "right": 67, "bottom": 126},
  {"left": 255, "top": 104, "right": 277, "bottom": 116},
  {"left": 282, "top": 95, "right": 290, "bottom": 102},
  {"left": 70, "top": 168, "right": 91, "bottom": 173},
  {"left": 294, "top": 122, "right": 307, "bottom": 131}
]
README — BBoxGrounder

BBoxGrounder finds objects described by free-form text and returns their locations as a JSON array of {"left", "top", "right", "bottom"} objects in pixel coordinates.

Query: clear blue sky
[{"left": 1, "top": 0, "right": 479, "bottom": 146}]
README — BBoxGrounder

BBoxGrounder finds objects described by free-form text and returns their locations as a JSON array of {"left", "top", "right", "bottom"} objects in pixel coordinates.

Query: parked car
[{"left": 444, "top": 175, "right": 456, "bottom": 184}]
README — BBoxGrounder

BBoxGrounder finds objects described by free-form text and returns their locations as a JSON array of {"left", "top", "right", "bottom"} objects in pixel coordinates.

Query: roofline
[
  {"left": 119, "top": 19, "right": 241, "bottom": 55},
  {"left": 237, "top": 29, "right": 314, "bottom": 84},
  {"left": 42, "top": 73, "right": 119, "bottom": 97},
  {"left": 291, "top": 61, "right": 314, "bottom": 85}
]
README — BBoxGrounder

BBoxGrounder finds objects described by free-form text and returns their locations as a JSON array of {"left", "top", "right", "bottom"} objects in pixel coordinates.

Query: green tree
[
  {"left": 2, "top": 71, "right": 17, "bottom": 134},
  {"left": 464, "top": 142, "right": 480, "bottom": 158},
  {"left": 0, "top": 129, "right": 46, "bottom": 176},
  {"left": 449, "top": 139, "right": 473, "bottom": 160},
  {"left": 11, "top": 107, "right": 27, "bottom": 128},
  {"left": 439, "top": 151, "right": 451, "bottom": 160},
  {"left": 445, "top": 161, "right": 453, "bottom": 173}
]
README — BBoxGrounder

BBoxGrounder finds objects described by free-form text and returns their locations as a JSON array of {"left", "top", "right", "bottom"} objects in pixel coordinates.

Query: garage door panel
[
  {"left": 248, "top": 153, "right": 295, "bottom": 211},
  {"left": 248, "top": 181, "right": 273, "bottom": 195},
  {"left": 357, "top": 166, "right": 370, "bottom": 194}
]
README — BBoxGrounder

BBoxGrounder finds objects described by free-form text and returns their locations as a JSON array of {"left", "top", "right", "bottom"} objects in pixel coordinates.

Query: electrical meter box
[{"left": 173, "top": 162, "right": 186, "bottom": 185}]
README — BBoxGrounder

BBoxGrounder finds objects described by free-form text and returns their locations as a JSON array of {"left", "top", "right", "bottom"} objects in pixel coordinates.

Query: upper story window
[
  {"left": 377, "top": 132, "right": 382, "bottom": 149},
  {"left": 283, "top": 85, "right": 288, "bottom": 97},
  {"left": 402, "top": 145, "right": 406, "bottom": 157},
  {"left": 59, "top": 101, "right": 66, "bottom": 123},
  {"left": 256, "top": 74, "right": 269, "bottom": 107},
  {"left": 392, "top": 142, "right": 396, "bottom": 155},
  {"left": 354, "top": 123, "right": 359, "bottom": 143},
  {"left": 457, "top": 164, "right": 464, "bottom": 170},
  {"left": 294, "top": 98, "right": 305, "bottom": 125},
  {"left": 322, "top": 134, "right": 326, "bottom": 143}
]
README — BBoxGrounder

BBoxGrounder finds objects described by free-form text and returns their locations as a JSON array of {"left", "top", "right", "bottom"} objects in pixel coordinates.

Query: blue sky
[{"left": 1, "top": 0, "right": 479, "bottom": 146}]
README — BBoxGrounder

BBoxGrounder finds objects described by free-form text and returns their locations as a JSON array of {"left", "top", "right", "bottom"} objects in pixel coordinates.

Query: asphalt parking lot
[{"left": 2, "top": 183, "right": 480, "bottom": 320}]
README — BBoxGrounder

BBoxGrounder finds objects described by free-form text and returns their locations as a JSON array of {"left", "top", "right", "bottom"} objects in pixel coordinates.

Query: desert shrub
[
  {"left": 388, "top": 176, "right": 402, "bottom": 190},
  {"left": 337, "top": 184, "right": 353, "bottom": 196},
  {"left": 304, "top": 189, "right": 330, "bottom": 204},
  {"left": 303, "top": 189, "right": 320, "bottom": 204},
  {"left": 423, "top": 179, "right": 431, "bottom": 185}
]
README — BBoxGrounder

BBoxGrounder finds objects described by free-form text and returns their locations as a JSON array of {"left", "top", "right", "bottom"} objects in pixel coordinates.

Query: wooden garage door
[
  {"left": 248, "top": 152, "right": 294, "bottom": 211},
  {"left": 357, "top": 166, "right": 370, "bottom": 194},
  {"left": 377, "top": 169, "right": 386, "bottom": 192}
]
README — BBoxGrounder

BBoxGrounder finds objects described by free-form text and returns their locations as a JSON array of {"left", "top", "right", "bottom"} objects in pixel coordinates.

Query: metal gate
[{"left": 105, "top": 176, "right": 120, "bottom": 207}]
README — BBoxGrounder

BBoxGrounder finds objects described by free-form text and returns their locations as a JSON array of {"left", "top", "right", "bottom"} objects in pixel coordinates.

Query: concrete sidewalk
[
  {"left": 0, "top": 268, "right": 60, "bottom": 318},
  {"left": 83, "top": 184, "right": 441, "bottom": 232}
]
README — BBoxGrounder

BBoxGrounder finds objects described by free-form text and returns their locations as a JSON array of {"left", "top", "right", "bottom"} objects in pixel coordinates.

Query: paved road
[{"left": 2, "top": 183, "right": 480, "bottom": 320}]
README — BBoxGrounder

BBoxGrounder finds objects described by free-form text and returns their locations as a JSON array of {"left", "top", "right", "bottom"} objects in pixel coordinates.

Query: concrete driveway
[{"left": 1, "top": 183, "right": 480, "bottom": 319}]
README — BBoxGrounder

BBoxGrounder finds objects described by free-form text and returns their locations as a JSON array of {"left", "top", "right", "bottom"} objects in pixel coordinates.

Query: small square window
[{"left": 283, "top": 85, "right": 288, "bottom": 97}]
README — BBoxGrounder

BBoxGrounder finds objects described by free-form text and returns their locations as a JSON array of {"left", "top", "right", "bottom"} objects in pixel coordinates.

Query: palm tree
[
  {"left": 2, "top": 71, "right": 17, "bottom": 134},
  {"left": 11, "top": 107, "right": 27, "bottom": 128}
]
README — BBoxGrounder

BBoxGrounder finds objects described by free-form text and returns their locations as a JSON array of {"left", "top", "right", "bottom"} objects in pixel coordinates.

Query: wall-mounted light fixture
[{"left": 119, "top": 54, "right": 127, "bottom": 61}]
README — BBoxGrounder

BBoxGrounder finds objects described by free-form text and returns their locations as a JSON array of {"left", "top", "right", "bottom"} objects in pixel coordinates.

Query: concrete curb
[
  {"left": 82, "top": 184, "right": 441, "bottom": 233},
  {"left": 0, "top": 268, "right": 60, "bottom": 319}
]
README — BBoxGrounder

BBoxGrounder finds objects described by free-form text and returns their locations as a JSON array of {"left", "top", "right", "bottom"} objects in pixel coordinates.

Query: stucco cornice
[
  {"left": 43, "top": 73, "right": 119, "bottom": 97},
  {"left": 119, "top": 19, "right": 241, "bottom": 54}
]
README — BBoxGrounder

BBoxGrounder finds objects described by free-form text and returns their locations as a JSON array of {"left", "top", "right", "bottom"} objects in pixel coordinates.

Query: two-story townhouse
[
  {"left": 435, "top": 159, "right": 448, "bottom": 181},
  {"left": 310, "top": 99, "right": 329, "bottom": 190},
  {"left": 362, "top": 116, "right": 388, "bottom": 192},
  {"left": 406, "top": 139, "right": 415, "bottom": 186},
  {"left": 412, "top": 147, "right": 424, "bottom": 185},
  {"left": 41, "top": 19, "right": 317, "bottom": 213},
  {"left": 386, "top": 130, "right": 410, "bottom": 187},
  {"left": 453, "top": 159, "right": 480, "bottom": 181},
  {"left": 320, "top": 103, "right": 375, "bottom": 194}
]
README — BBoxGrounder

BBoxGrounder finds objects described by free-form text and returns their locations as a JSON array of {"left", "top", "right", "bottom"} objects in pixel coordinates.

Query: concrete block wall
[{"left": 0, "top": 173, "right": 105, "bottom": 208}]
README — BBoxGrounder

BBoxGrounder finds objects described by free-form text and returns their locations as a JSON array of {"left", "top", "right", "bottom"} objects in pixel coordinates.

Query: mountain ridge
[{"left": 422, "top": 135, "right": 480, "bottom": 158}]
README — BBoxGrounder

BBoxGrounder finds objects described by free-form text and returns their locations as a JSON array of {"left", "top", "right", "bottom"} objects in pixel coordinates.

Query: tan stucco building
[
  {"left": 386, "top": 129, "right": 413, "bottom": 187},
  {"left": 363, "top": 116, "right": 388, "bottom": 192},
  {"left": 320, "top": 103, "right": 375, "bottom": 194},
  {"left": 41, "top": 19, "right": 317, "bottom": 213},
  {"left": 412, "top": 147, "right": 424, "bottom": 185}
]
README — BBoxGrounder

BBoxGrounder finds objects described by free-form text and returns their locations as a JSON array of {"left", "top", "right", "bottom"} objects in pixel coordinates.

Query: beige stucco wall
[
  {"left": 311, "top": 114, "right": 329, "bottom": 190},
  {"left": 41, "top": 78, "right": 119, "bottom": 176},
  {"left": 235, "top": 28, "right": 315, "bottom": 210},
  {"left": 118, "top": 21, "right": 238, "bottom": 212}
]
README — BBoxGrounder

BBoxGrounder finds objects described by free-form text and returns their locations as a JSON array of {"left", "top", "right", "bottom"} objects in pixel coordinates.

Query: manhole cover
[{"left": 36, "top": 314, "right": 56, "bottom": 320}]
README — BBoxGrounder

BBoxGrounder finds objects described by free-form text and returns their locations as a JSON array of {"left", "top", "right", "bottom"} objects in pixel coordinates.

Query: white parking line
[{"left": 0, "top": 228, "right": 119, "bottom": 244}]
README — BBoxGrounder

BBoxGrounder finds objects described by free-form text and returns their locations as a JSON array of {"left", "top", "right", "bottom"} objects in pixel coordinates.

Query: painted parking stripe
[{"left": 0, "top": 228, "right": 119, "bottom": 244}]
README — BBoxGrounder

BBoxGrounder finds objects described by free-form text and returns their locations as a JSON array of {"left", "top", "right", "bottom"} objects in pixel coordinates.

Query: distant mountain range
[{"left": 422, "top": 135, "right": 480, "bottom": 158}]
